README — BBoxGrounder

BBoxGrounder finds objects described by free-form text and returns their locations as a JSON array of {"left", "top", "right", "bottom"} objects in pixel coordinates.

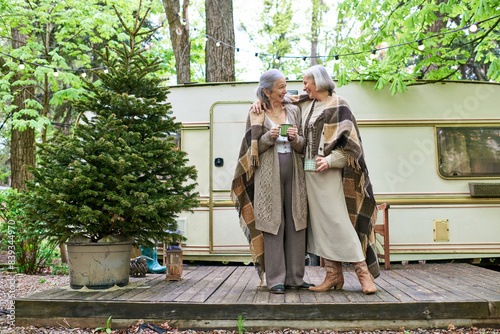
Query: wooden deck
[{"left": 16, "top": 263, "right": 500, "bottom": 331}]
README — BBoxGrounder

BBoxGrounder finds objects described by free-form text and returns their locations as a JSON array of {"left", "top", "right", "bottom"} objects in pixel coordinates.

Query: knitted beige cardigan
[{"left": 231, "top": 101, "right": 307, "bottom": 278}]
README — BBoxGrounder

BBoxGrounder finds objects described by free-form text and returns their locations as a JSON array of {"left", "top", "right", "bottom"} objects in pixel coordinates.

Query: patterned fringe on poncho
[{"left": 230, "top": 111, "right": 266, "bottom": 282}]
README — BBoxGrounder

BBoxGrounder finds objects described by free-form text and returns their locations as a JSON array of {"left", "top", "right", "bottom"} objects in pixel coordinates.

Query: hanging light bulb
[
  {"left": 216, "top": 41, "right": 221, "bottom": 47},
  {"left": 274, "top": 55, "right": 281, "bottom": 63},
  {"left": 302, "top": 56, "right": 307, "bottom": 61},
  {"left": 469, "top": 23, "right": 478, "bottom": 33},
  {"left": 418, "top": 40, "right": 425, "bottom": 51},
  {"left": 104, "top": 67, "right": 109, "bottom": 74},
  {"left": 369, "top": 50, "right": 377, "bottom": 59},
  {"left": 334, "top": 55, "right": 340, "bottom": 64},
  {"left": 81, "top": 70, "right": 86, "bottom": 78},
  {"left": 255, "top": 52, "right": 259, "bottom": 57},
  {"left": 53, "top": 68, "right": 59, "bottom": 77},
  {"left": 19, "top": 60, "right": 25, "bottom": 70},
  {"left": 236, "top": 47, "right": 240, "bottom": 52}
]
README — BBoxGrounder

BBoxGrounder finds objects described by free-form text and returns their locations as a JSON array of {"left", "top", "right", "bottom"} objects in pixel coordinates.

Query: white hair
[{"left": 303, "top": 65, "right": 335, "bottom": 95}]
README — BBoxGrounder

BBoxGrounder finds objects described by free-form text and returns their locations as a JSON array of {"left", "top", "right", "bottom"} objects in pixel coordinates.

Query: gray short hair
[
  {"left": 256, "top": 69, "right": 285, "bottom": 108},
  {"left": 303, "top": 65, "right": 335, "bottom": 95}
]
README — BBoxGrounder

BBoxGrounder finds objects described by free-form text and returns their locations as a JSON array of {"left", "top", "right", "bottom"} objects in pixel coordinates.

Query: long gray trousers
[{"left": 263, "top": 152, "right": 306, "bottom": 288}]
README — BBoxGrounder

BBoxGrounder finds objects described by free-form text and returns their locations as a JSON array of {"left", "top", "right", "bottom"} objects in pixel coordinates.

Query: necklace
[{"left": 269, "top": 104, "right": 284, "bottom": 119}]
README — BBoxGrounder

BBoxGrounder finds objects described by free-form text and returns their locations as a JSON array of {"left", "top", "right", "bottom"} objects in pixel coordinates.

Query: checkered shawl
[
  {"left": 293, "top": 94, "right": 380, "bottom": 278},
  {"left": 230, "top": 111, "right": 266, "bottom": 281}
]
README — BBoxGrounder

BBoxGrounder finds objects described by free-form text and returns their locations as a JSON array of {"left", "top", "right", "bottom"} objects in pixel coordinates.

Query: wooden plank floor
[{"left": 15, "top": 263, "right": 500, "bottom": 331}]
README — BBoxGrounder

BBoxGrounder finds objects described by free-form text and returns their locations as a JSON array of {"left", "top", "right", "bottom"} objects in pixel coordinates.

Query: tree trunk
[
  {"left": 162, "top": 0, "right": 191, "bottom": 84},
  {"left": 10, "top": 28, "right": 36, "bottom": 191},
  {"left": 310, "top": 0, "right": 320, "bottom": 67},
  {"left": 205, "top": 0, "right": 235, "bottom": 82}
]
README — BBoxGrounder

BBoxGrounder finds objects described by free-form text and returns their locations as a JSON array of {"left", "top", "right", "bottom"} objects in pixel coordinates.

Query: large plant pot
[{"left": 66, "top": 239, "right": 133, "bottom": 289}]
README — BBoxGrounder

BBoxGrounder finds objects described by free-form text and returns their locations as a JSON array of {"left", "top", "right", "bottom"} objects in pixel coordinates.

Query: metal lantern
[{"left": 165, "top": 244, "right": 183, "bottom": 281}]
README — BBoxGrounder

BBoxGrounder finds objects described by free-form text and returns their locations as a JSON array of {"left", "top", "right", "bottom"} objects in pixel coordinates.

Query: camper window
[{"left": 437, "top": 127, "right": 500, "bottom": 178}]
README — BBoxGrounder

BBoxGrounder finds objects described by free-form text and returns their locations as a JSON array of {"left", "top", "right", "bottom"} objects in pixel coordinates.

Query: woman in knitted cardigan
[
  {"left": 231, "top": 69, "right": 313, "bottom": 294},
  {"left": 251, "top": 65, "right": 380, "bottom": 295}
]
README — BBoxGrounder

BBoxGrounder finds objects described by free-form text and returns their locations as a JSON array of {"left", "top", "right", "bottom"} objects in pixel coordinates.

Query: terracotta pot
[{"left": 66, "top": 239, "right": 133, "bottom": 289}]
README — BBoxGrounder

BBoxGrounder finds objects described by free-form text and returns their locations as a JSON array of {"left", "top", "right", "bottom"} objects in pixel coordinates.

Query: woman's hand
[
  {"left": 250, "top": 100, "right": 267, "bottom": 114},
  {"left": 316, "top": 156, "right": 329, "bottom": 172},
  {"left": 287, "top": 125, "right": 298, "bottom": 141},
  {"left": 270, "top": 126, "right": 280, "bottom": 139}
]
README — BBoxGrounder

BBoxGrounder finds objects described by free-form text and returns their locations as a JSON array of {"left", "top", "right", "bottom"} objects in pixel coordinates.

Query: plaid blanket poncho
[
  {"left": 292, "top": 94, "right": 380, "bottom": 278},
  {"left": 230, "top": 111, "right": 266, "bottom": 280}
]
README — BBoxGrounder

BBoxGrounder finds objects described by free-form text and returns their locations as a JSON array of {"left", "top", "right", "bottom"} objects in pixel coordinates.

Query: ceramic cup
[
  {"left": 304, "top": 159, "right": 316, "bottom": 172},
  {"left": 280, "top": 124, "right": 292, "bottom": 136}
]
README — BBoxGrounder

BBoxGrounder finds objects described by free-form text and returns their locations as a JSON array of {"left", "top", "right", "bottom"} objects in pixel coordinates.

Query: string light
[
  {"left": 302, "top": 56, "right": 307, "bottom": 61},
  {"left": 418, "top": 40, "right": 425, "bottom": 51},
  {"left": 53, "top": 68, "right": 59, "bottom": 77},
  {"left": 1, "top": 13, "right": 499, "bottom": 76},
  {"left": 104, "top": 66, "right": 109, "bottom": 74},
  {"left": 81, "top": 70, "right": 86, "bottom": 78}
]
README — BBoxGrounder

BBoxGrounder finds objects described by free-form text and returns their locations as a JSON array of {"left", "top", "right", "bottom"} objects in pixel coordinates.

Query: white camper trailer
[{"left": 166, "top": 80, "right": 500, "bottom": 265}]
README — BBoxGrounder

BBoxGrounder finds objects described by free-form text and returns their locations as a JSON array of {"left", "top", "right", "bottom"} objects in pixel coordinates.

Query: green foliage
[
  {"left": 50, "top": 262, "right": 69, "bottom": 276},
  {"left": 331, "top": 0, "right": 500, "bottom": 92},
  {"left": 257, "top": 0, "right": 303, "bottom": 73},
  {"left": 95, "top": 316, "right": 113, "bottom": 334},
  {"left": 0, "top": 0, "right": 168, "bottom": 185},
  {"left": 0, "top": 189, "right": 59, "bottom": 274},
  {"left": 21, "top": 6, "right": 198, "bottom": 247},
  {"left": 237, "top": 313, "right": 247, "bottom": 334}
]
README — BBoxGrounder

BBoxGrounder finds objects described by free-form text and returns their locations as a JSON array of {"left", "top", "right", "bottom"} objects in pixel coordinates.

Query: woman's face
[
  {"left": 266, "top": 77, "right": 287, "bottom": 104},
  {"left": 303, "top": 76, "right": 318, "bottom": 99}
]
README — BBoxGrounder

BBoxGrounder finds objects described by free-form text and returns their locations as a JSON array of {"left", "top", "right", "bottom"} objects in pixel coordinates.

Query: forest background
[{"left": 0, "top": 0, "right": 499, "bottom": 190}]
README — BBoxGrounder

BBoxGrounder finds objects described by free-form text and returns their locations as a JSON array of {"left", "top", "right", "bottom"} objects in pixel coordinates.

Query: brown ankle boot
[
  {"left": 310, "top": 260, "right": 343, "bottom": 292},
  {"left": 353, "top": 261, "right": 377, "bottom": 294}
]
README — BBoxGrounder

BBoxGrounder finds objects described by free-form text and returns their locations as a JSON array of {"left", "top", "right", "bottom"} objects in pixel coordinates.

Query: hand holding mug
[
  {"left": 287, "top": 125, "right": 298, "bottom": 141},
  {"left": 271, "top": 125, "right": 280, "bottom": 139},
  {"left": 316, "top": 156, "right": 329, "bottom": 172}
]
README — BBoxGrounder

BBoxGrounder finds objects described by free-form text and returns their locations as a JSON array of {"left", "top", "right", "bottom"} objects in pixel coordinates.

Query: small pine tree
[{"left": 22, "top": 4, "right": 198, "bottom": 247}]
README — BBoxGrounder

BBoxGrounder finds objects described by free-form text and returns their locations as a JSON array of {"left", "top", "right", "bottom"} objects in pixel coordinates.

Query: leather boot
[
  {"left": 309, "top": 259, "right": 343, "bottom": 291},
  {"left": 353, "top": 261, "right": 377, "bottom": 294}
]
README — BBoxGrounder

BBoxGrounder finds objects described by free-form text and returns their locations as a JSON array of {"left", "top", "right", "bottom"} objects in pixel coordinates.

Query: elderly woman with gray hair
[
  {"left": 251, "top": 65, "right": 380, "bottom": 294},
  {"left": 231, "top": 69, "right": 313, "bottom": 294}
]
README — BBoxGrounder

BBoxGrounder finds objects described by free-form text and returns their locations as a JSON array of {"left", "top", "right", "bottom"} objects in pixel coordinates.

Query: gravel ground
[{"left": 0, "top": 272, "right": 499, "bottom": 334}]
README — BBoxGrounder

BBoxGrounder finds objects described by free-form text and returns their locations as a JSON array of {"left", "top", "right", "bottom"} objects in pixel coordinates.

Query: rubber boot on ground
[{"left": 140, "top": 246, "right": 166, "bottom": 274}]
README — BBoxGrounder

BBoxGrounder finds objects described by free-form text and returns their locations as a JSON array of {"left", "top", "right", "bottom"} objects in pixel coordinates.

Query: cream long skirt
[{"left": 306, "top": 167, "right": 365, "bottom": 263}]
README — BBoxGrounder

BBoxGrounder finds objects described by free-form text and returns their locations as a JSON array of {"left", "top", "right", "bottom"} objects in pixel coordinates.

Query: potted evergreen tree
[{"left": 22, "top": 4, "right": 198, "bottom": 289}]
